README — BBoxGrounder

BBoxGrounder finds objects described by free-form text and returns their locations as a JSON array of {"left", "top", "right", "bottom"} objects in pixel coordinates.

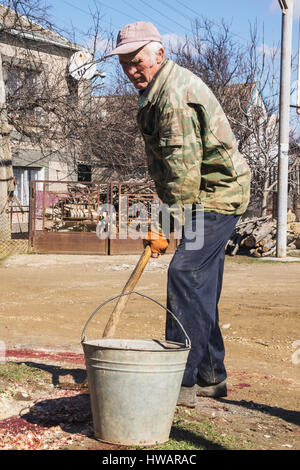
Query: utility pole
[
  {"left": 276, "top": 0, "right": 294, "bottom": 258},
  {"left": 297, "top": 20, "right": 300, "bottom": 116},
  {"left": 0, "top": 53, "right": 14, "bottom": 242}
]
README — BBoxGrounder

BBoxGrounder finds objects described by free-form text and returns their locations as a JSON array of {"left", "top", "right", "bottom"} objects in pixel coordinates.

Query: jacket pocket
[{"left": 159, "top": 135, "right": 183, "bottom": 148}]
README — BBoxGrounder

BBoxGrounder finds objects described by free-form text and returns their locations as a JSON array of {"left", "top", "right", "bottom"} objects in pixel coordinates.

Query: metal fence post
[{"left": 276, "top": 0, "right": 294, "bottom": 258}]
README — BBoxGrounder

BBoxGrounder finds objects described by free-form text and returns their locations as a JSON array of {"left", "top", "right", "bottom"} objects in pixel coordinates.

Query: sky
[
  {"left": 44, "top": 0, "right": 300, "bottom": 52},
  {"left": 44, "top": 0, "right": 300, "bottom": 39},
  {"left": 44, "top": 0, "right": 300, "bottom": 128}
]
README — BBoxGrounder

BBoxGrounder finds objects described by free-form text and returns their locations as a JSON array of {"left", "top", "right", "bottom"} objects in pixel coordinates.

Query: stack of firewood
[{"left": 226, "top": 214, "right": 300, "bottom": 257}]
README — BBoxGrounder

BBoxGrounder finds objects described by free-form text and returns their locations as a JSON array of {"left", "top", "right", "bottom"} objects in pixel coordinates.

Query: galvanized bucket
[{"left": 81, "top": 291, "right": 191, "bottom": 446}]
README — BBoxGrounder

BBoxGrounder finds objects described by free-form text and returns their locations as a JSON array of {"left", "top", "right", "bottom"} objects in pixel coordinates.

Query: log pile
[
  {"left": 226, "top": 214, "right": 300, "bottom": 257},
  {"left": 44, "top": 203, "right": 98, "bottom": 232}
]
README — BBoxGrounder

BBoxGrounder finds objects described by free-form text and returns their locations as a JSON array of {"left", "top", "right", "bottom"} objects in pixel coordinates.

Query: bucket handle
[{"left": 81, "top": 291, "right": 191, "bottom": 349}]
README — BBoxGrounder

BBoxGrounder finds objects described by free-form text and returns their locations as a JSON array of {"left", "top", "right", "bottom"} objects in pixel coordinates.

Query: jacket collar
[{"left": 138, "top": 58, "right": 175, "bottom": 109}]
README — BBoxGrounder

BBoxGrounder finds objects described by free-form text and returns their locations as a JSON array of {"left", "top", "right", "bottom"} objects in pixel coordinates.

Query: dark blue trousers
[{"left": 166, "top": 211, "right": 239, "bottom": 387}]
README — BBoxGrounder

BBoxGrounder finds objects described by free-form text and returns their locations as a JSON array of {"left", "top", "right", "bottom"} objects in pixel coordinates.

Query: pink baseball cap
[{"left": 106, "top": 21, "right": 162, "bottom": 57}]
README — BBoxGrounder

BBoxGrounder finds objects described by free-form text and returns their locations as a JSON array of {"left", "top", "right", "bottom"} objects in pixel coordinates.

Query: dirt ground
[{"left": 0, "top": 252, "right": 299, "bottom": 450}]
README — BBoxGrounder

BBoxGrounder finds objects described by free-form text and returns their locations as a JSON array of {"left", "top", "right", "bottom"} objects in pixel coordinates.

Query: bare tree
[
  {"left": 169, "top": 18, "right": 300, "bottom": 217},
  {"left": 0, "top": 1, "right": 112, "bottom": 177},
  {"left": 0, "top": 0, "right": 149, "bottom": 187},
  {"left": 1, "top": 3, "right": 298, "bottom": 216}
]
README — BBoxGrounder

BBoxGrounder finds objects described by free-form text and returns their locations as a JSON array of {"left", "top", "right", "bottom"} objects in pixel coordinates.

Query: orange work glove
[{"left": 143, "top": 229, "right": 169, "bottom": 257}]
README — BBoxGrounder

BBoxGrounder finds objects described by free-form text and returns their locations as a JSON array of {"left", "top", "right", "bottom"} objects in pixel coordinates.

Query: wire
[
  {"left": 122, "top": 0, "right": 175, "bottom": 34},
  {"left": 61, "top": 0, "right": 93, "bottom": 18},
  {"left": 65, "top": 0, "right": 191, "bottom": 37},
  {"left": 174, "top": 0, "right": 250, "bottom": 45},
  {"left": 160, "top": 0, "right": 193, "bottom": 22},
  {"left": 137, "top": 0, "right": 192, "bottom": 36},
  {"left": 93, "top": 0, "right": 143, "bottom": 24},
  {"left": 61, "top": 0, "right": 120, "bottom": 29},
  {"left": 175, "top": 0, "right": 201, "bottom": 18}
]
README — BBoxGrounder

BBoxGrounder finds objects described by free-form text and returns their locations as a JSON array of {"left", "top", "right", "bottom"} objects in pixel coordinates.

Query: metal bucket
[{"left": 81, "top": 291, "right": 191, "bottom": 446}]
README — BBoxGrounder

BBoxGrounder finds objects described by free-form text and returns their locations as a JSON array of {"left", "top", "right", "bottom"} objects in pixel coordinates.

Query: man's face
[{"left": 119, "top": 46, "right": 164, "bottom": 90}]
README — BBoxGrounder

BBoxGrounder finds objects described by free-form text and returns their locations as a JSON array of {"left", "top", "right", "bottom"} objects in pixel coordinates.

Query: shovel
[
  {"left": 81, "top": 244, "right": 152, "bottom": 388},
  {"left": 102, "top": 244, "right": 152, "bottom": 338}
]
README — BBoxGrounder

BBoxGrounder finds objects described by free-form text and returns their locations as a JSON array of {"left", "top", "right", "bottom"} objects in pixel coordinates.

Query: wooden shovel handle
[{"left": 102, "top": 244, "right": 152, "bottom": 338}]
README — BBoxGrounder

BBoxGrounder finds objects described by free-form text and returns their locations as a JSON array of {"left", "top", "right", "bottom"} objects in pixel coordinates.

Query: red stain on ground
[
  {"left": 0, "top": 414, "right": 85, "bottom": 450},
  {"left": 0, "top": 390, "right": 89, "bottom": 450},
  {"left": 235, "top": 383, "right": 251, "bottom": 389},
  {"left": 0, "top": 416, "right": 45, "bottom": 432},
  {"left": 6, "top": 349, "right": 85, "bottom": 365}
]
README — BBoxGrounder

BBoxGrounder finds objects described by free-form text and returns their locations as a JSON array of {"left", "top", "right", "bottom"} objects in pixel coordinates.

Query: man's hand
[{"left": 143, "top": 229, "right": 169, "bottom": 258}]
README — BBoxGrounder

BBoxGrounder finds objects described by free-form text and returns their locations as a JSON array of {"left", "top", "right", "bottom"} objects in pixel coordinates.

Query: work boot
[
  {"left": 177, "top": 385, "right": 197, "bottom": 408},
  {"left": 196, "top": 379, "right": 227, "bottom": 398}
]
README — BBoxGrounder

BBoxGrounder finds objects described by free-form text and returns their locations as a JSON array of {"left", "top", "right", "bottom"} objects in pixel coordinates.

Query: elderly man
[{"left": 106, "top": 22, "right": 251, "bottom": 407}]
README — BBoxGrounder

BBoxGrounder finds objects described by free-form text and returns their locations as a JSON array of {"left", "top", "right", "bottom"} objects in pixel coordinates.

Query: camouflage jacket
[{"left": 137, "top": 59, "right": 251, "bottom": 215}]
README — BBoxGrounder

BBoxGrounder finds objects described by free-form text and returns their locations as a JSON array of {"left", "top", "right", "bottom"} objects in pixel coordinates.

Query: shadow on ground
[
  {"left": 218, "top": 398, "right": 300, "bottom": 427},
  {"left": 21, "top": 392, "right": 228, "bottom": 450},
  {"left": 19, "top": 360, "right": 87, "bottom": 388},
  {"left": 21, "top": 392, "right": 93, "bottom": 434},
  {"left": 16, "top": 361, "right": 300, "bottom": 450}
]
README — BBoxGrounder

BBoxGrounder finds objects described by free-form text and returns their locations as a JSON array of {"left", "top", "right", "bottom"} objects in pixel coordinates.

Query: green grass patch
[
  {"left": 225, "top": 254, "right": 300, "bottom": 264},
  {"left": 0, "top": 361, "right": 51, "bottom": 385},
  {"left": 225, "top": 255, "right": 274, "bottom": 265},
  {"left": 148, "top": 410, "right": 251, "bottom": 451},
  {"left": 287, "top": 252, "right": 300, "bottom": 258}
]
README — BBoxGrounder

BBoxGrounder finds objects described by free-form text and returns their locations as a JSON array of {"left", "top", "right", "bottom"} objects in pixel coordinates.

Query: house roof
[
  {"left": 95, "top": 82, "right": 264, "bottom": 127},
  {"left": 0, "top": 3, "right": 83, "bottom": 52},
  {"left": 220, "top": 82, "right": 263, "bottom": 124}
]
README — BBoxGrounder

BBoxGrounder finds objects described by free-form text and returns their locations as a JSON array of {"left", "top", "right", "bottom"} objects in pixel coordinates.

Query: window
[
  {"left": 6, "top": 66, "right": 42, "bottom": 120},
  {"left": 78, "top": 164, "right": 92, "bottom": 182},
  {"left": 13, "top": 167, "right": 44, "bottom": 206}
]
